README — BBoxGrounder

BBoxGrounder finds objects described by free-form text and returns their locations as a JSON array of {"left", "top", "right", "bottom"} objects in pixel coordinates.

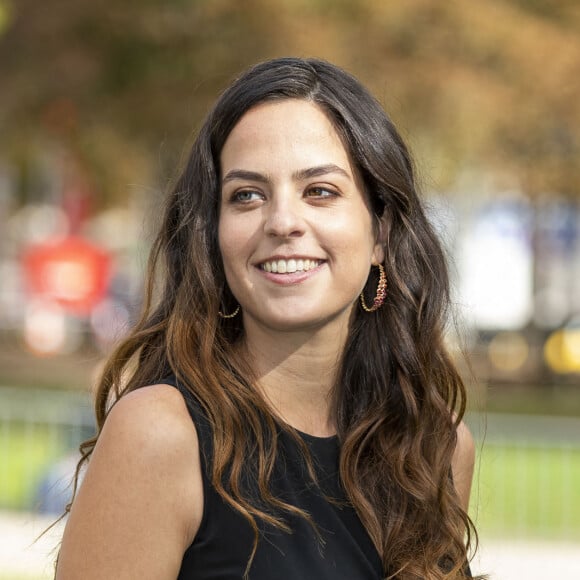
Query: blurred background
[{"left": 0, "top": 0, "right": 579, "bottom": 578}]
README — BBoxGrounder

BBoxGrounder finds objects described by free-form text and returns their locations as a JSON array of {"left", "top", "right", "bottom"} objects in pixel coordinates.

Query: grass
[
  {"left": 0, "top": 424, "right": 70, "bottom": 511},
  {"left": 472, "top": 443, "right": 580, "bottom": 540}
]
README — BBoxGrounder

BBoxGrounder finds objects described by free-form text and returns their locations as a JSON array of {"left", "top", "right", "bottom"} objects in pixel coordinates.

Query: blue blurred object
[{"left": 35, "top": 453, "right": 80, "bottom": 515}]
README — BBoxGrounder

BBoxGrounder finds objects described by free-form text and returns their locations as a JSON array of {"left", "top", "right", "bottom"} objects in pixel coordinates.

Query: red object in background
[{"left": 22, "top": 236, "right": 112, "bottom": 315}]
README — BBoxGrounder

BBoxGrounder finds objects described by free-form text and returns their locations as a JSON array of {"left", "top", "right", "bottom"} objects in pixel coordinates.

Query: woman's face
[{"left": 218, "top": 99, "right": 384, "bottom": 334}]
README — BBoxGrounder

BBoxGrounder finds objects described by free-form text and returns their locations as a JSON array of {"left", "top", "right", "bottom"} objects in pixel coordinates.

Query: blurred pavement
[
  {"left": 472, "top": 537, "right": 580, "bottom": 578},
  {"left": 0, "top": 511, "right": 63, "bottom": 579}
]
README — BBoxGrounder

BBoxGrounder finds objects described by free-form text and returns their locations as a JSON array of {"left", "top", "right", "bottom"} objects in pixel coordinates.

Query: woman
[{"left": 56, "top": 57, "right": 478, "bottom": 579}]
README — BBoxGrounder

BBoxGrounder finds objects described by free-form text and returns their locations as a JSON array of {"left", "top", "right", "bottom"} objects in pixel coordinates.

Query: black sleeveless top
[{"left": 163, "top": 377, "right": 384, "bottom": 580}]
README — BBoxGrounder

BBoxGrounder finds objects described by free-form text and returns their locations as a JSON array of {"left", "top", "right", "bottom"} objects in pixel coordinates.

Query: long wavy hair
[{"left": 70, "top": 58, "right": 478, "bottom": 579}]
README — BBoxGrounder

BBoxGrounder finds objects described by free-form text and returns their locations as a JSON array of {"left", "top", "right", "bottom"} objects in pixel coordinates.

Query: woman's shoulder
[
  {"left": 105, "top": 383, "right": 198, "bottom": 451},
  {"left": 96, "top": 383, "right": 203, "bottom": 514},
  {"left": 114, "top": 381, "right": 192, "bottom": 414},
  {"left": 57, "top": 384, "right": 203, "bottom": 578},
  {"left": 94, "top": 382, "right": 204, "bottom": 535}
]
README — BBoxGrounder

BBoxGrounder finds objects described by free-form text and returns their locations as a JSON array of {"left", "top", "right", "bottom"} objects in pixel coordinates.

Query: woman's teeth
[{"left": 261, "top": 259, "right": 320, "bottom": 274}]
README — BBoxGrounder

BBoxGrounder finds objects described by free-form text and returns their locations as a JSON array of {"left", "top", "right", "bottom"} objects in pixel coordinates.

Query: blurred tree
[{"left": 0, "top": 0, "right": 579, "bottom": 204}]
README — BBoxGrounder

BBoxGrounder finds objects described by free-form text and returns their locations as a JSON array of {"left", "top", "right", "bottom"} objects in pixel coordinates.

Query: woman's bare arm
[{"left": 56, "top": 384, "right": 203, "bottom": 579}]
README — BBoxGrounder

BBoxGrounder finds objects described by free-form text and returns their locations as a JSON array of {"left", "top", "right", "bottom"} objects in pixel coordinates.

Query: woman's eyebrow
[
  {"left": 222, "top": 169, "right": 269, "bottom": 185},
  {"left": 293, "top": 164, "right": 351, "bottom": 181},
  {"left": 222, "top": 164, "right": 350, "bottom": 185}
]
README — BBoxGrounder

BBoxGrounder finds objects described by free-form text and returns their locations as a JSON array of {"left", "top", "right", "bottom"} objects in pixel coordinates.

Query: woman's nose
[{"left": 263, "top": 194, "right": 306, "bottom": 238}]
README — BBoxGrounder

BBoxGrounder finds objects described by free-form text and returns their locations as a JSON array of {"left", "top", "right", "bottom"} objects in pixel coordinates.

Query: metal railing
[
  {"left": 0, "top": 386, "right": 94, "bottom": 513},
  {"left": 1, "top": 385, "right": 579, "bottom": 540},
  {"left": 467, "top": 412, "right": 580, "bottom": 540}
]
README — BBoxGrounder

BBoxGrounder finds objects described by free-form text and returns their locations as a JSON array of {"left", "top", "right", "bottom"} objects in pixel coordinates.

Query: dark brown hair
[{"left": 71, "top": 57, "right": 478, "bottom": 579}]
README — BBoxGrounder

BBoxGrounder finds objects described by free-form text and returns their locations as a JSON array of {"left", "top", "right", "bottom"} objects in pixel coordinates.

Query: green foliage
[{"left": 0, "top": 0, "right": 579, "bottom": 202}]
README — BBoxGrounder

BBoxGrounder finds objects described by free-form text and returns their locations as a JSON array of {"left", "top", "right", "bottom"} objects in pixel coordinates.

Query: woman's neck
[{"left": 241, "top": 319, "right": 349, "bottom": 437}]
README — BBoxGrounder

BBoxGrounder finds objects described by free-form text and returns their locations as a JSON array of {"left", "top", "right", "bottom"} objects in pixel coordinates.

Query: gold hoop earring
[
  {"left": 218, "top": 305, "right": 240, "bottom": 319},
  {"left": 360, "top": 264, "right": 386, "bottom": 312}
]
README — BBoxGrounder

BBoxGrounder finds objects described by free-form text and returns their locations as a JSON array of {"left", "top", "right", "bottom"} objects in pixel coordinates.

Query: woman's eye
[
  {"left": 305, "top": 186, "right": 337, "bottom": 198},
  {"left": 232, "top": 190, "right": 263, "bottom": 202}
]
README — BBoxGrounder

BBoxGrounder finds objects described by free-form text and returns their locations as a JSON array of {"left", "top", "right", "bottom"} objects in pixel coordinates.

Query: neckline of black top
[{"left": 276, "top": 420, "right": 338, "bottom": 444}]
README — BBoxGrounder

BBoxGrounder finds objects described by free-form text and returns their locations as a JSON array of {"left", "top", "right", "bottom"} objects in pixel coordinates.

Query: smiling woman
[{"left": 55, "top": 58, "right": 480, "bottom": 580}]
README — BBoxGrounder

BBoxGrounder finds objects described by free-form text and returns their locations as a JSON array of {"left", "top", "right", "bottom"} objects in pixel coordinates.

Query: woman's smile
[
  {"left": 256, "top": 257, "right": 326, "bottom": 286},
  {"left": 258, "top": 257, "right": 323, "bottom": 274}
]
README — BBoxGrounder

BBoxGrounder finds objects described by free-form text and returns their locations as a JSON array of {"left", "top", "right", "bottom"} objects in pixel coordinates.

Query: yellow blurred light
[
  {"left": 488, "top": 331, "right": 529, "bottom": 372},
  {"left": 544, "top": 329, "right": 580, "bottom": 374}
]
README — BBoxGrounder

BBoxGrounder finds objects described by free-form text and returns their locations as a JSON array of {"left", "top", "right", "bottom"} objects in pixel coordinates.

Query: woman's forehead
[{"left": 220, "top": 100, "right": 355, "bottom": 178}]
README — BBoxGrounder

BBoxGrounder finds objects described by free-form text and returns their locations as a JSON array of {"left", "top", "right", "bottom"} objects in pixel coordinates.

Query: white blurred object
[
  {"left": 23, "top": 300, "right": 66, "bottom": 355},
  {"left": 8, "top": 204, "right": 68, "bottom": 244},
  {"left": 23, "top": 299, "right": 82, "bottom": 355},
  {"left": 457, "top": 197, "right": 534, "bottom": 330}
]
